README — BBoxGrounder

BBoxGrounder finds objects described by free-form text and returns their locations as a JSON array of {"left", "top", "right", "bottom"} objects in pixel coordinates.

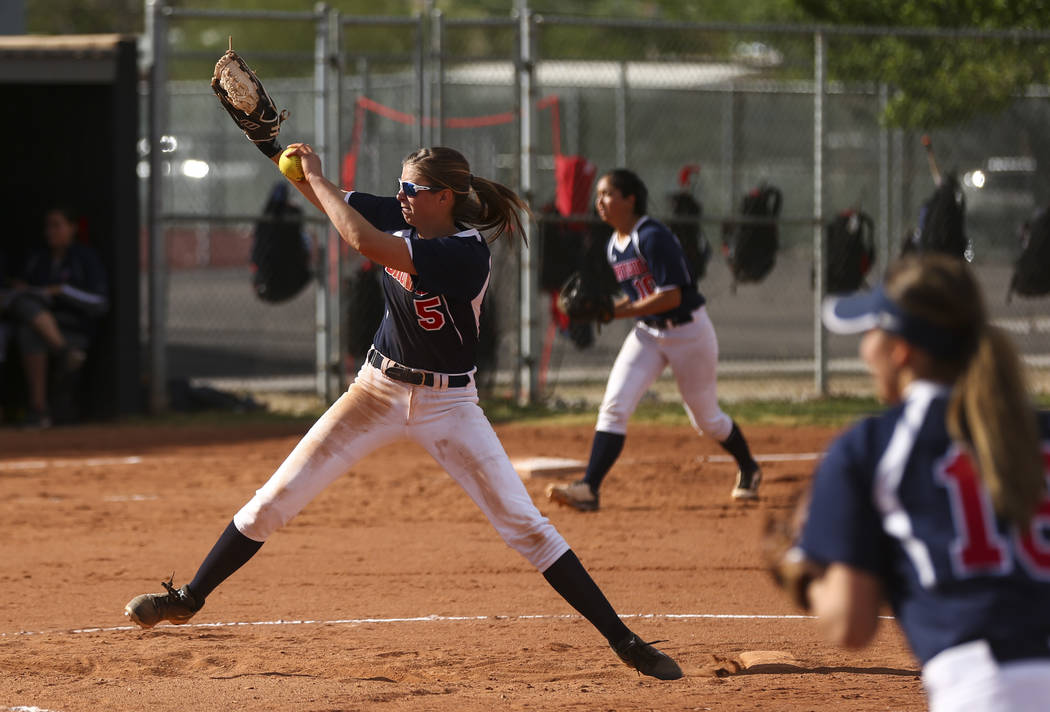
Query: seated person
[{"left": 8, "top": 206, "right": 109, "bottom": 427}]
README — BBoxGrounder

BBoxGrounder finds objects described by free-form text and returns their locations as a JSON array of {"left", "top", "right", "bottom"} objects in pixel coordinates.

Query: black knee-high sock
[
  {"left": 582, "top": 431, "right": 626, "bottom": 492},
  {"left": 719, "top": 421, "right": 758, "bottom": 472},
  {"left": 186, "top": 520, "right": 264, "bottom": 605},
  {"left": 542, "top": 549, "right": 632, "bottom": 645}
]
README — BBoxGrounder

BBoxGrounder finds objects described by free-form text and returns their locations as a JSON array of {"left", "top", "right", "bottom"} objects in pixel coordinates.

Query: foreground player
[
  {"left": 547, "top": 169, "right": 761, "bottom": 511},
  {"left": 124, "top": 145, "right": 681, "bottom": 681},
  {"left": 789, "top": 253, "right": 1050, "bottom": 711}
]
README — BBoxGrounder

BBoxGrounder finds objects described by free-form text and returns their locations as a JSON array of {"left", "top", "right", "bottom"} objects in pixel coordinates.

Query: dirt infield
[{"left": 0, "top": 419, "right": 924, "bottom": 711}]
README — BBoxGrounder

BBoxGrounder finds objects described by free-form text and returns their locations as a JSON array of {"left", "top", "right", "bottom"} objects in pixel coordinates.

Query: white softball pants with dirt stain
[
  {"left": 233, "top": 363, "right": 569, "bottom": 572},
  {"left": 595, "top": 305, "right": 733, "bottom": 441}
]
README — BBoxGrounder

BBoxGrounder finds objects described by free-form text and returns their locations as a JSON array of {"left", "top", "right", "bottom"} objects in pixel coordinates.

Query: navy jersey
[
  {"left": 606, "top": 216, "right": 704, "bottom": 324},
  {"left": 799, "top": 380, "right": 1050, "bottom": 665},
  {"left": 346, "top": 192, "right": 489, "bottom": 374}
]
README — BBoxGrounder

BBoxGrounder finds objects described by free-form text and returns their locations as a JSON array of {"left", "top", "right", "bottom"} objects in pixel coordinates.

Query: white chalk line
[
  {"left": 4, "top": 707, "right": 64, "bottom": 712},
  {"left": 698, "top": 452, "right": 822, "bottom": 464},
  {"left": 101, "top": 494, "right": 159, "bottom": 502},
  {"left": 0, "top": 456, "right": 143, "bottom": 472},
  {"left": 4, "top": 610, "right": 899, "bottom": 639}
]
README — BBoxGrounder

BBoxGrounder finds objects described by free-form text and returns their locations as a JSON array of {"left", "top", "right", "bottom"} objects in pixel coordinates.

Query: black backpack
[
  {"left": 667, "top": 191, "right": 712, "bottom": 282},
  {"left": 909, "top": 174, "right": 967, "bottom": 259},
  {"left": 723, "top": 183, "right": 782, "bottom": 286},
  {"left": 250, "top": 183, "right": 312, "bottom": 303},
  {"left": 345, "top": 261, "right": 386, "bottom": 359},
  {"left": 826, "top": 209, "right": 875, "bottom": 294},
  {"left": 1008, "top": 206, "right": 1050, "bottom": 301},
  {"left": 538, "top": 202, "right": 586, "bottom": 292}
]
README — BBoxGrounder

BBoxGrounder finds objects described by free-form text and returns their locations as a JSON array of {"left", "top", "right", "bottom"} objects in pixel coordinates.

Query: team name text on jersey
[
  {"left": 385, "top": 266, "right": 420, "bottom": 294},
  {"left": 613, "top": 258, "right": 648, "bottom": 282}
]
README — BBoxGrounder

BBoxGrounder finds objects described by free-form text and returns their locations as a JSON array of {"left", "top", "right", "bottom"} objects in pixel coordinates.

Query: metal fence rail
[{"left": 142, "top": 1, "right": 1050, "bottom": 408}]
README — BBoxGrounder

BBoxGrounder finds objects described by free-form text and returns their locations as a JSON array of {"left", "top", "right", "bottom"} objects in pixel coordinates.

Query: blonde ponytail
[
  {"left": 465, "top": 174, "right": 529, "bottom": 244},
  {"left": 946, "top": 326, "right": 1045, "bottom": 527}
]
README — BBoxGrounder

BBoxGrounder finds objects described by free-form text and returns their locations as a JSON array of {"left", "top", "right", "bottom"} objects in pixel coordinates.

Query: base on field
[
  {"left": 738, "top": 650, "right": 803, "bottom": 673},
  {"left": 511, "top": 456, "right": 586, "bottom": 480}
]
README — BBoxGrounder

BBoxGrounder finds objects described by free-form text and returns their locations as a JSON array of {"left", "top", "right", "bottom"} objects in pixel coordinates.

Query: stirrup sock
[
  {"left": 582, "top": 431, "right": 626, "bottom": 491},
  {"left": 542, "top": 549, "right": 631, "bottom": 644},
  {"left": 187, "top": 519, "right": 264, "bottom": 603},
  {"left": 719, "top": 421, "right": 758, "bottom": 473}
]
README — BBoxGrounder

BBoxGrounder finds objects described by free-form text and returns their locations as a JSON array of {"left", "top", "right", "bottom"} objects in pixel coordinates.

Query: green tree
[{"left": 794, "top": 0, "right": 1050, "bottom": 129}]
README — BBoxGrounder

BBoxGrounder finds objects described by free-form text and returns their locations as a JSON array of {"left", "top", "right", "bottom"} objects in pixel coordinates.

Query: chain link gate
[{"left": 144, "top": 3, "right": 1050, "bottom": 409}]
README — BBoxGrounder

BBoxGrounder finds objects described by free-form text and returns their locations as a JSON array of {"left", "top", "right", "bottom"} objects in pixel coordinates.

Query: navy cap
[{"left": 822, "top": 286, "right": 971, "bottom": 360}]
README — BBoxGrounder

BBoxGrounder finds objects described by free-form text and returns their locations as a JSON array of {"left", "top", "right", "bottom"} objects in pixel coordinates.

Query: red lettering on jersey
[
  {"left": 632, "top": 275, "right": 656, "bottom": 298},
  {"left": 385, "top": 266, "right": 416, "bottom": 293},
  {"left": 1015, "top": 453, "right": 1050, "bottom": 579},
  {"left": 937, "top": 447, "right": 1050, "bottom": 580},
  {"left": 612, "top": 258, "right": 648, "bottom": 281},
  {"left": 938, "top": 450, "right": 1010, "bottom": 576}
]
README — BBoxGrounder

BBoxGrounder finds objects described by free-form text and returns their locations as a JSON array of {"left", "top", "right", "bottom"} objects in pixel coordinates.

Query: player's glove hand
[
  {"left": 761, "top": 486, "right": 825, "bottom": 611},
  {"left": 211, "top": 47, "right": 289, "bottom": 158},
  {"left": 557, "top": 271, "right": 615, "bottom": 325}
]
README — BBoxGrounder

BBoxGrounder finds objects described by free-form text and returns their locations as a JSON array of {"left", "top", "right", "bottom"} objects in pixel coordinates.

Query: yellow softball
[{"left": 279, "top": 147, "right": 305, "bottom": 182}]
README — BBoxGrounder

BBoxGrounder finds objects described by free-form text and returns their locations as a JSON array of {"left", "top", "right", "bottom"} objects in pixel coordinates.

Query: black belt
[
  {"left": 367, "top": 349, "right": 471, "bottom": 388},
  {"left": 643, "top": 313, "right": 693, "bottom": 330},
  {"left": 985, "top": 636, "right": 1050, "bottom": 663}
]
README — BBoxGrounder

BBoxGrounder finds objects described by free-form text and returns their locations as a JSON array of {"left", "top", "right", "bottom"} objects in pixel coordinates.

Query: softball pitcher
[
  {"left": 789, "top": 253, "right": 1050, "bottom": 711},
  {"left": 548, "top": 169, "right": 761, "bottom": 512},
  {"left": 123, "top": 142, "right": 681, "bottom": 681}
]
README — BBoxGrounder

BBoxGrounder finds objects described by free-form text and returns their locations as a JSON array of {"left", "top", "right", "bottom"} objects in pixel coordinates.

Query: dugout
[{"left": 0, "top": 35, "right": 140, "bottom": 420}]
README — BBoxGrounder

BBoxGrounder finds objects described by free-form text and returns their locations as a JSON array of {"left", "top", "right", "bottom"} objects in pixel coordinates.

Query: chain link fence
[
  {"left": 145, "top": 7, "right": 325, "bottom": 405},
  {"left": 146, "top": 4, "right": 1050, "bottom": 407}
]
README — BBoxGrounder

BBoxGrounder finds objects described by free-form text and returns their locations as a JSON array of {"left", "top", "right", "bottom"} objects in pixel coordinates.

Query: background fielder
[{"left": 547, "top": 169, "right": 762, "bottom": 512}]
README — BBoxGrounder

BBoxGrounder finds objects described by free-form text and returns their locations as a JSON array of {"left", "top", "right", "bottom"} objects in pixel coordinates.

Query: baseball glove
[
  {"left": 211, "top": 47, "right": 289, "bottom": 158},
  {"left": 761, "top": 486, "right": 825, "bottom": 611},
  {"left": 557, "top": 270, "right": 614, "bottom": 325}
]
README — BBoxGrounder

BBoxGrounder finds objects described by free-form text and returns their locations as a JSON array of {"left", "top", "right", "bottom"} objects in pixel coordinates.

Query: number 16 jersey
[{"left": 799, "top": 380, "right": 1050, "bottom": 665}]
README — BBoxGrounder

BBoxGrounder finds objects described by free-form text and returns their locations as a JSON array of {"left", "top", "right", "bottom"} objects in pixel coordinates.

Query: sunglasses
[{"left": 397, "top": 179, "right": 436, "bottom": 197}]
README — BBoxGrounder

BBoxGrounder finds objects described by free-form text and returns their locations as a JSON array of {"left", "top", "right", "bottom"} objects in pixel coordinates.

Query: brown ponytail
[
  {"left": 403, "top": 146, "right": 530, "bottom": 244},
  {"left": 887, "top": 254, "right": 1046, "bottom": 527}
]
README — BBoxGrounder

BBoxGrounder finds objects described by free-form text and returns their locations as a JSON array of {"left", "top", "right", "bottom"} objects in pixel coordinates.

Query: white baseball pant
[
  {"left": 923, "top": 638, "right": 1050, "bottom": 712},
  {"left": 233, "top": 363, "right": 570, "bottom": 571},
  {"left": 596, "top": 305, "right": 733, "bottom": 441}
]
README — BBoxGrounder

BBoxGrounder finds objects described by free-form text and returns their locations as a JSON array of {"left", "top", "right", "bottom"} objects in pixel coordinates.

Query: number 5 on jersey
[{"left": 414, "top": 296, "right": 446, "bottom": 331}]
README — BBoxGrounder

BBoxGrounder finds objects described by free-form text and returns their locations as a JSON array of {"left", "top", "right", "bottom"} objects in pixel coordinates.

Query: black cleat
[
  {"left": 124, "top": 574, "right": 201, "bottom": 628},
  {"left": 546, "top": 480, "right": 600, "bottom": 512},
  {"left": 731, "top": 467, "right": 762, "bottom": 500},
  {"left": 611, "top": 634, "right": 683, "bottom": 680}
]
